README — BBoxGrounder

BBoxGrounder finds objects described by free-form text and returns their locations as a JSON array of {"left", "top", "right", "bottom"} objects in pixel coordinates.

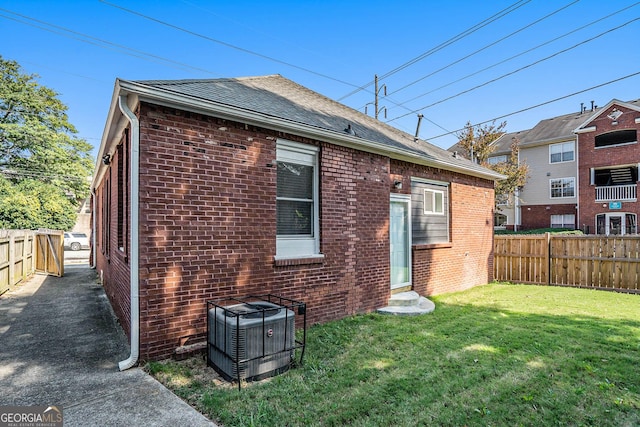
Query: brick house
[{"left": 91, "top": 75, "right": 502, "bottom": 365}]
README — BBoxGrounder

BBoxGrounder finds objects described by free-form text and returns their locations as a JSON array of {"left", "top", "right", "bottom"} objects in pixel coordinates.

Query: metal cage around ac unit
[{"left": 207, "top": 295, "right": 306, "bottom": 388}]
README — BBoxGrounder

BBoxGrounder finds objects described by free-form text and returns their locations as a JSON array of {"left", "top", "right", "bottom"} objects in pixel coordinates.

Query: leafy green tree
[
  {"left": 0, "top": 56, "right": 93, "bottom": 229},
  {"left": 0, "top": 56, "right": 93, "bottom": 203},
  {"left": 456, "top": 121, "right": 528, "bottom": 204},
  {"left": 0, "top": 176, "right": 77, "bottom": 230}
]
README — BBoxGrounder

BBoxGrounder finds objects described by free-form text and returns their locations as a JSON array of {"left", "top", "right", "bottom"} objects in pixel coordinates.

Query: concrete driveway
[{"left": 0, "top": 264, "right": 216, "bottom": 427}]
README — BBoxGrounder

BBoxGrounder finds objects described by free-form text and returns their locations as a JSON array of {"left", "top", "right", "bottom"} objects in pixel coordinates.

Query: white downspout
[
  {"left": 91, "top": 188, "right": 97, "bottom": 269},
  {"left": 118, "top": 94, "right": 140, "bottom": 371}
]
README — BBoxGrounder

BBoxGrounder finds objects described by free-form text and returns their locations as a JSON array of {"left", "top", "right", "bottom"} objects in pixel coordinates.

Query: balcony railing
[{"left": 595, "top": 184, "right": 637, "bottom": 201}]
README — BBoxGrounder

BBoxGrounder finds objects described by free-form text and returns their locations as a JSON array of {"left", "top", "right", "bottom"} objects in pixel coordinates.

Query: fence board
[
  {"left": 496, "top": 234, "right": 640, "bottom": 294},
  {"left": 0, "top": 230, "right": 37, "bottom": 295}
]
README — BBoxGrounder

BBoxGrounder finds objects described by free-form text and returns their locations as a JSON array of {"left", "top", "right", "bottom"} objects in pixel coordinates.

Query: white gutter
[{"left": 117, "top": 94, "right": 140, "bottom": 371}]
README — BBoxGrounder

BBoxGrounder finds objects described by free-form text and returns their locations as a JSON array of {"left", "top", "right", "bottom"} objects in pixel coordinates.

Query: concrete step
[
  {"left": 387, "top": 291, "right": 421, "bottom": 307},
  {"left": 376, "top": 293, "right": 435, "bottom": 316}
]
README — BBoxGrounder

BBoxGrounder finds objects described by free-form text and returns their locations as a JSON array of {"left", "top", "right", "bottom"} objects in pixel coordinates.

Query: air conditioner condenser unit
[{"left": 208, "top": 300, "right": 295, "bottom": 382}]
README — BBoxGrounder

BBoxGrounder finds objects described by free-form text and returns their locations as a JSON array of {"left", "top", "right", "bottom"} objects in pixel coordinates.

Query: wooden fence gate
[
  {"left": 494, "top": 234, "right": 640, "bottom": 294},
  {"left": 0, "top": 229, "right": 64, "bottom": 295},
  {"left": 35, "top": 229, "right": 64, "bottom": 277}
]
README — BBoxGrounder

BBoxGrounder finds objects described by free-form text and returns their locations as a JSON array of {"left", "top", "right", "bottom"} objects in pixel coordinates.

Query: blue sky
[{"left": 1, "top": 0, "right": 639, "bottom": 160}]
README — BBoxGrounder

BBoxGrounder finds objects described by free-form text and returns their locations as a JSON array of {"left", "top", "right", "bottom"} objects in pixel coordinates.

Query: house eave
[{"left": 92, "top": 79, "right": 504, "bottom": 185}]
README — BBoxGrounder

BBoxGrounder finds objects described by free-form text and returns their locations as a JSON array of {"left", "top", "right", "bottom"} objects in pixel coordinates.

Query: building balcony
[{"left": 595, "top": 184, "right": 637, "bottom": 202}]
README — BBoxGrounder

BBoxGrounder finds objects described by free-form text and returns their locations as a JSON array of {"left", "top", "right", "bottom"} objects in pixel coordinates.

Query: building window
[
  {"left": 595, "top": 130, "right": 637, "bottom": 148},
  {"left": 551, "top": 214, "right": 575, "bottom": 229},
  {"left": 494, "top": 213, "right": 507, "bottom": 228},
  {"left": 411, "top": 178, "right": 449, "bottom": 245},
  {"left": 423, "top": 189, "right": 444, "bottom": 215},
  {"left": 487, "top": 155, "right": 507, "bottom": 165},
  {"left": 549, "top": 141, "right": 574, "bottom": 163},
  {"left": 496, "top": 193, "right": 509, "bottom": 206},
  {"left": 550, "top": 177, "right": 575, "bottom": 198},
  {"left": 276, "top": 139, "right": 320, "bottom": 259}
]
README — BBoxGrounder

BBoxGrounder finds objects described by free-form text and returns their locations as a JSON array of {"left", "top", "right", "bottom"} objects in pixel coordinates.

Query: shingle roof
[
  {"left": 126, "top": 75, "right": 500, "bottom": 179},
  {"left": 519, "top": 99, "right": 640, "bottom": 146},
  {"left": 491, "top": 130, "right": 530, "bottom": 154}
]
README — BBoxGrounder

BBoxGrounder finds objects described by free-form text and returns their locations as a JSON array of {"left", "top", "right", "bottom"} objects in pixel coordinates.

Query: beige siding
[{"left": 519, "top": 139, "right": 578, "bottom": 205}]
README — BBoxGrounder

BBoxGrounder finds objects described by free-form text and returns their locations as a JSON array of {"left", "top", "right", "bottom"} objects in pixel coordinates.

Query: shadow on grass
[{"left": 156, "top": 287, "right": 640, "bottom": 427}]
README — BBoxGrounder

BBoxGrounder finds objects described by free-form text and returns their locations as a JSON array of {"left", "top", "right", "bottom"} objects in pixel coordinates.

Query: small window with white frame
[
  {"left": 550, "top": 177, "right": 575, "bottom": 198},
  {"left": 551, "top": 214, "right": 575, "bottom": 228},
  {"left": 487, "top": 155, "right": 507, "bottom": 165},
  {"left": 549, "top": 141, "right": 574, "bottom": 163},
  {"left": 424, "top": 189, "right": 444, "bottom": 215}
]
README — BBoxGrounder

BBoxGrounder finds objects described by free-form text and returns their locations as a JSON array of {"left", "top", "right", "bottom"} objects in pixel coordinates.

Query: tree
[
  {"left": 0, "top": 56, "right": 93, "bottom": 229},
  {"left": 0, "top": 176, "right": 77, "bottom": 230},
  {"left": 0, "top": 56, "right": 93, "bottom": 202},
  {"left": 455, "top": 121, "right": 528, "bottom": 204}
]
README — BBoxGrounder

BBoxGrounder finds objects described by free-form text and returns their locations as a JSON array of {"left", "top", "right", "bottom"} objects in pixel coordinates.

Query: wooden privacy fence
[
  {"left": 494, "top": 234, "right": 640, "bottom": 293},
  {"left": 0, "top": 229, "right": 64, "bottom": 295}
]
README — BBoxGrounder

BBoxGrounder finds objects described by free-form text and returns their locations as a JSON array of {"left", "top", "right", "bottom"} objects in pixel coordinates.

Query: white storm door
[{"left": 390, "top": 195, "right": 411, "bottom": 289}]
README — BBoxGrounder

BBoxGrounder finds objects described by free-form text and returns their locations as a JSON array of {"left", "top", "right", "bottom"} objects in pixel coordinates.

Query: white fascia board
[
  {"left": 91, "top": 80, "right": 138, "bottom": 189},
  {"left": 574, "top": 126, "right": 596, "bottom": 134},
  {"left": 117, "top": 80, "right": 504, "bottom": 181}
]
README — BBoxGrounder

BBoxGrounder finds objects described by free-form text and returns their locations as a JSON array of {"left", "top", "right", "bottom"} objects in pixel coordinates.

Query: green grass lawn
[{"left": 147, "top": 284, "right": 640, "bottom": 426}]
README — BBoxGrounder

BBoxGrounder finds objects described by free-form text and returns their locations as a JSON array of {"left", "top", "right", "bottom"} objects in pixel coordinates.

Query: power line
[
  {"left": 387, "top": 17, "right": 640, "bottom": 123},
  {"left": 386, "top": 0, "right": 580, "bottom": 98},
  {"left": 99, "top": 1, "right": 362, "bottom": 90},
  {"left": 423, "top": 70, "right": 640, "bottom": 142},
  {"left": 337, "top": 0, "right": 532, "bottom": 101},
  {"left": 389, "top": 2, "right": 640, "bottom": 111},
  {"left": 1, "top": 168, "right": 88, "bottom": 183},
  {"left": 0, "top": 8, "right": 219, "bottom": 77}
]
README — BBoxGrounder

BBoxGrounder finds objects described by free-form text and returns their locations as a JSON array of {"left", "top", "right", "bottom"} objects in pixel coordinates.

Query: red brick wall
[
  {"left": 390, "top": 160, "right": 496, "bottom": 295},
  {"left": 520, "top": 204, "right": 577, "bottom": 230},
  {"left": 96, "top": 102, "right": 496, "bottom": 360},
  {"left": 577, "top": 104, "right": 640, "bottom": 230},
  {"left": 95, "top": 133, "right": 132, "bottom": 337}
]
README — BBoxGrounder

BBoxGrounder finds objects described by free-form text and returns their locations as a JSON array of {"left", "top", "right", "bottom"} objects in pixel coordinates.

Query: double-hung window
[
  {"left": 550, "top": 177, "right": 575, "bottom": 198},
  {"left": 551, "top": 214, "right": 575, "bottom": 228},
  {"left": 549, "top": 142, "right": 574, "bottom": 163},
  {"left": 275, "top": 139, "right": 320, "bottom": 259}
]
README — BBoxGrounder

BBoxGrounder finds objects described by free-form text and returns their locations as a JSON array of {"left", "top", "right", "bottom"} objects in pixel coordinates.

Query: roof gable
[{"left": 573, "top": 99, "right": 640, "bottom": 133}]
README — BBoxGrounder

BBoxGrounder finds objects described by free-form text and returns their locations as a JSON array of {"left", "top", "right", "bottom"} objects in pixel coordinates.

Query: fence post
[
  {"left": 545, "top": 232, "right": 551, "bottom": 286},
  {"left": 8, "top": 233, "right": 15, "bottom": 288}
]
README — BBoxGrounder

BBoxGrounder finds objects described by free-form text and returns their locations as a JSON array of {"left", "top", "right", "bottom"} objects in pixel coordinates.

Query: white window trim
[
  {"left": 275, "top": 139, "right": 321, "bottom": 259},
  {"left": 550, "top": 214, "right": 575, "bottom": 228},
  {"left": 487, "top": 155, "right": 507, "bottom": 165},
  {"left": 549, "top": 141, "right": 575, "bottom": 164},
  {"left": 549, "top": 177, "right": 575, "bottom": 199},
  {"left": 423, "top": 189, "right": 445, "bottom": 215}
]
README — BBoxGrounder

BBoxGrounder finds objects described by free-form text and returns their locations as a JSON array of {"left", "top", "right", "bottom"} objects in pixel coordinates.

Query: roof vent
[{"left": 344, "top": 124, "right": 357, "bottom": 136}]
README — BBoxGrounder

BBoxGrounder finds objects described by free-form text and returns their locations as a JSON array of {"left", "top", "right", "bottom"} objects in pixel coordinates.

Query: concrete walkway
[{"left": 0, "top": 264, "right": 216, "bottom": 427}]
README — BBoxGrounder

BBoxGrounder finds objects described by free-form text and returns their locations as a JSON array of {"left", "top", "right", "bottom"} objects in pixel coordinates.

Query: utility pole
[{"left": 365, "top": 74, "right": 387, "bottom": 120}]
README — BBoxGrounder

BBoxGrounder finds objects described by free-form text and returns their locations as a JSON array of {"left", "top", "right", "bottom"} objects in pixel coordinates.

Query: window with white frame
[
  {"left": 550, "top": 177, "right": 575, "bottom": 198},
  {"left": 487, "top": 155, "right": 507, "bottom": 165},
  {"left": 423, "top": 189, "right": 444, "bottom": 215},
  {"left": 276, "top": 139, "right": 320, "bottom": 258},
  {"left": 549, "top": 141, "right": 574, "bottom": 163},
  {"left": 551, "top": 214, "right": 575, "bottom": 228}
]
